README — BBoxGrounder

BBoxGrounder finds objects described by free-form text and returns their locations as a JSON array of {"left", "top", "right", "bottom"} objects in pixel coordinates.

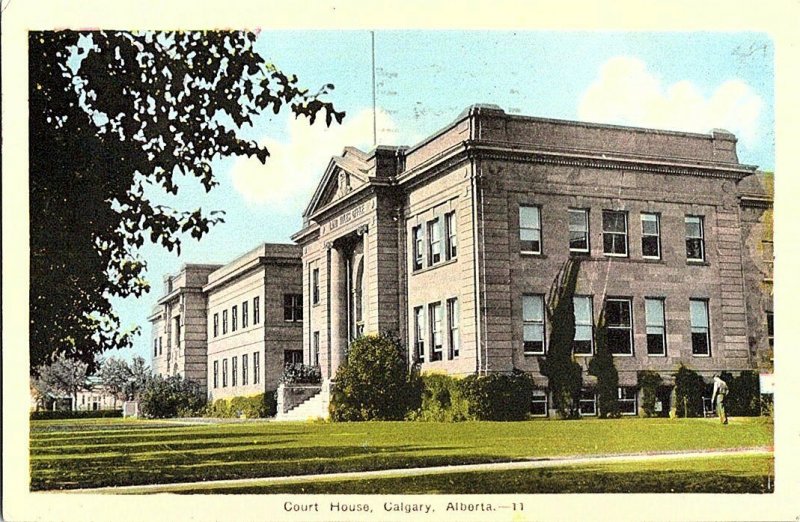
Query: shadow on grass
[{"left": 31, "top": 444, "right": 508, "bottom": 491}]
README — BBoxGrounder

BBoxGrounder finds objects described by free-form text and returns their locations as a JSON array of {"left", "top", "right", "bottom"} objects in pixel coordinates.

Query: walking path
[{"left": 64, "top": 446, "right": 772, "bottom": 494}]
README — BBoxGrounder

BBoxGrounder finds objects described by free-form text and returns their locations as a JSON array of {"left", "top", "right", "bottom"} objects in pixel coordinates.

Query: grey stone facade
[
  {"left": 293, "top": 104, "right": 773, "bottom": 415},
  {"left": 149, "top": 244, "right": 303, "bottom": 399}
]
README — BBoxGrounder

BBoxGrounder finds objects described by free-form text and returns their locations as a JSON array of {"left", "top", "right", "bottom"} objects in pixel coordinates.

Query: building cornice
[
  {"left": 739, "top": 194, "right": 773, "bottom": 209},
  {"left": 202, "top": 256, "right": 300, "bottom": 294}
]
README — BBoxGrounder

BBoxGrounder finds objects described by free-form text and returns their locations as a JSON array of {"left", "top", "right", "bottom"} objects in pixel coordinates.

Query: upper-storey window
[
  {"left": 602, "top": 210, "right": 628, "bottom": 257},
  {"left": 445, "top": 211, "right": 457, "bottom": 260},
  {"left": 312, "top": 268, "right": 320, "bottom": 304},
  {"left": 573, "top": 296, "right": 594, "bottom": 355},
  {"left": 522, "top": 294, "right": 545, "bottom": 355},
  {"left": 641, "top": 213, "right": 661, "bottom": 259},
  {"left": 242, "top": 301, "right": 248, "bottom": 328},
  {"left": 412, "top": 225, "right": 424, "bottom": 271},
  {"left": 685, "top": 216, "right": 705, "bottom": 262},
  {"left": 213, "top": 313, "right": 219, "bottom": 338},
  {"left": 767, "top": 312, "right": 774, "bottom": 348},
  {"left": 153, "top": 339, "right": 158, "bottom": 357},
  {"left": 284, "top": 294, "right": 303, "bottom": 322},
  {"left": 606, "top": 298, "right": 633, "bottom": 355},
  {"left": 427, "top": 218, "right": 443, "bottom": 265},
  {"left": 519, "top": 205, "right": 541, "bottom": 254},
  {"left": 231, "top": 305, "right": 238, "bottom": 332},
  {"left": 222, "top": 310, "right": 228, "bottom": 334},
  {"left": 690, "top": 299, "right": 710, "bottom": 356},
  {"left": 569, "top": 209, "right": 589, "bottom": 253},
  {"left": 645, "top": 298, "right": 666, "bottom": 356},
  {"left": 253, "top": 296, "right": 260, "bottom": 324}
]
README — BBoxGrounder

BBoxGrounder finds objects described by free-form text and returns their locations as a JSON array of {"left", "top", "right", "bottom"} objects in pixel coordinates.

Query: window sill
[
  {"left": 411, "top": 257, "right": 458, "bottom": 276},
  {"left": 647, "top": 353, "right": 668, "bottom": 357},
  {"left": 523, "top": 351, "right": 546, "bottom": 357},
  {"left": 520, "top": 252, "right": 547, "bottom": 259},
  {"left": 611, "top": 353, "right": 635, "bottom": 357},
  {"left": 691, "top": 353, "right": 712, "bottom": 358},
  {"left": 687, "top": 260, "right": 710, "bottom": 266},
  {"left": 569, "top": 251, "right": 591, "bottom": 257}
]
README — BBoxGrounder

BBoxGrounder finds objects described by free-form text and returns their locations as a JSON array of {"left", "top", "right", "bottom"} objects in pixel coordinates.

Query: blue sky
[{"left": 108, "top": 31, "right": 774, "bottom": 364}]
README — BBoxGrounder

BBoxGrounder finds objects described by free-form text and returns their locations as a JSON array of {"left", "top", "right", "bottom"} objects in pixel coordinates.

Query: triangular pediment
[{"left": 303, "top": 148, "right": 371, "bottom": 218}]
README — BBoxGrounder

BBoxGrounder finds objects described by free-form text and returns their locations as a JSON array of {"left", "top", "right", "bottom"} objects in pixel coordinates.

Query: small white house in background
[{"left": 30, "top": 377, "right": 121, "bottom": 412}]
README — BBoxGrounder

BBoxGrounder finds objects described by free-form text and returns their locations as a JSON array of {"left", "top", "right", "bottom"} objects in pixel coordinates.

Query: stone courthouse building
[
  {"left": 291, "top": 104, "right": 773, "bottom": 417},
  {"left": 149, "top": 243, "right": 302, "bottom": 401},
  {"left": 149, "top": 104, "right": 772, "bottom": 417}
]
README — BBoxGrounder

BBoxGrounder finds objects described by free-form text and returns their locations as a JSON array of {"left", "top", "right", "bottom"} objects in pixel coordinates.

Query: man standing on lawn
[{"left": 711, "top": 375, "right": 729, "bottom": 424}]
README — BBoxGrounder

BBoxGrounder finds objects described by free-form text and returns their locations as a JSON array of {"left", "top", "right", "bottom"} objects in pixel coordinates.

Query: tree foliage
[
  {"left": 458, "top": 369, "right": 535, "bottom": 421},
  {"left": 539, "top": 259, "right": 583, "bottom": 418},
  {"left": 98, "top": 355, "right": 151, "bottom": 405},
  {"left": 637, "top": 370, "right": 663, "bottom": 417},
  {"left": 674, "top": 364, "right": 707, "bottom": 418},
  {"left": 30, "top": 31, "right": 344, "bottom": 373},
  {"left": 330, "top": 333, "right": 422, "bottom": 421},
  {"left": 31, "top": 353, "right": 90, "bottom": 409},
  {"left": 139, "top": 374, "right": 205, "bottom": 418},
  {"left": 588, "top": 303, "right": 620, "bottom": 418}
]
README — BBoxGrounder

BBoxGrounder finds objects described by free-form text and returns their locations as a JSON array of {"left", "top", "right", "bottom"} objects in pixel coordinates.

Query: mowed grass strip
[
  {"left": 30, "top": 417, "right": 773, "bottom": 491},
  {"left": 158, "top": 454, "right": 774, "bottom": 495}
]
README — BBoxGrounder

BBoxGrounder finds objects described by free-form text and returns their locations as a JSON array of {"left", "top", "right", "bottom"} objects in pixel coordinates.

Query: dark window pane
[
  {"left": 642, "top": 236, "right": 659, "bottom": 257},
  {"left": 523, "top": 340, "right": 544, "bottom": 354},
  {"left": 687, "top": 238, "right": 703, "bottom": 260},
  {"left": 647, "top": 334, "right": 665, "bottom": 355},
  {"left": 570, "top": 232, "right": 587, "bottom": 251},
  {"left": 691, "top": 332, "right": 709, "bottom": 355},
  {"left": 521, "top": 239, "right": 540, "bottom": 253},
  {"left": 607, "top": 329, "right": 631, "bottom": 354},
  {"left": 573, "top": 340, "right": 593, "bottom": 355}
]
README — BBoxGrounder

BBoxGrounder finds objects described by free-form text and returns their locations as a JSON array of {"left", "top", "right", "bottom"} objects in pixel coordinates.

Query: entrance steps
[{"left": 276, "top": 382, "right": 331, "bottom": 421}]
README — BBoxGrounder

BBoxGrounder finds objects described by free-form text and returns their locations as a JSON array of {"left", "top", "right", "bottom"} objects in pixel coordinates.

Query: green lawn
[
  {"left": 161, "top": 454, "right": 774, "bottom": 494},
  {"left": 30, "top": 416, "right": 773, "bottom": 491}
]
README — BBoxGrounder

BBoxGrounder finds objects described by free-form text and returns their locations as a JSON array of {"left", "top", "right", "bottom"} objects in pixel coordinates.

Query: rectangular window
[
  {"left": 284, "top": 350, "right": 303, "bottom": 365},
  {"left": 222, "top": 310, "right": 228, "bottom": 334},
  {"left": 429, "top": 302, "right": 443, "bottom": 361},
  {"left": 685, "top": 215, "right": 705, "bottom": 262},
  {"left": 222, "top": 358, "right": 228, "bottom": 387},
  {"left": 231, "top": 305, "right": 238, "bottom": 332},
  {"left": 447, "top": 298, "right": 460, "bottom": 359},
  {"left": 606, "top": 298, "right": 633, "bottom": 355},
  {"left": 428, "top": 218, "right": 442, "bottom": 265},
  {"left": 284, "top": 294, "right": 303, "bottom": 322},
  {"left": 573, "top": 296, "right": 594, "bottom": 355},
  {"left": 313, "top": 331, "right": 320, "bottom": 366},
  {"left": 641, "top": 213, "right": 661, "bottom": 259},
  {"left": 531, "top": 389, "right": 548, "bottom": 417},
  {"left": 253, "top": 296, "right": 260, "bottom": 324},
  {"left": 579, "top": 389, "right": 597, "bottom": 416},
  {"left": 213, "top": 313, "right": 219, "bottom": 338},
  {"left": 174, "top": 316, "right": 181, "bottom": 349},
  {"left": 242, "top": 354, "right": 248, "bottom": 386},
  {"left": 568, "top": 209, "right": 589, "bottom": 253},
  {"left": 519, "top": 205, "right": 541, "bottom": 254},
  {"left": 158, "top": 337, "right": 162, "bottom": 356},
  {"left": 312, "top": 268, "right": 320, "bottom": 304},
  {"left": 690, "top": 299, "right": 710, "bottom": 356},
  {"left": 153, "top": 339, "right": 158, "bottom": 357},
  {"left": 414, "top": 306, "right": 425, "bottom": 362},
  {"left": 603, "top": 210, "right": 628, "bottom": 256},
  {"left": 445, "top": 211, "right": 457, "bottom": 260},
  {"left": 213, "top": 361, "right": 219, "bottom": 388},
  {"left": 522, "top": 294, "right": 545, "bottom": 355},
  {"left": 412, "top": 225, "right": 424, "bottom": 271},
  {"left": 231, "top": 356, "right": 238, "bottom": 387},
  {"left": 253, "top": 352, "right": 260, "bottom": 384},
  {"left": 645, "top": 298, "right": 666, "bottom": 356},
  {"left": 767, "top": 312, "right": 774, "bottom": 348},
  {"left": 618, "top": 387, "right": 638, "bottom": 415},
  {"left": 242, "top": 301, "right": 248, "bottom": 328}
]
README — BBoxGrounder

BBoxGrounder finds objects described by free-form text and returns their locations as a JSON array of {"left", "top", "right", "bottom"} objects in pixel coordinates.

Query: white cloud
[
  {"left": 230, "top": 108, "right": 398, "bottom": 211},
  {"left": 578, "top": 56, "right": 762, "bottom": 146}
]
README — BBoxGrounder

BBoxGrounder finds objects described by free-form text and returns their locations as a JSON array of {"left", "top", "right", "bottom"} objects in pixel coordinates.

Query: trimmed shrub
[
  {"left": 589, "top": 305, "right": 620, "bottom": 418},
  {"left": 206, "top": 393, "right": 277, "bottom": 418},
  {"left": 458, "top": 369, "right": 535, "bottom": 421},
  {"left": 330, "top": 333, "right": 422, "bottom": 421},
  {"left": 722, "top": 371, "right": 761, "bottom": 416},
  {"left": 139, "top": 375, "right": 206, "bottom": 418},
  {"left": 539, "top": 259, "right": 583, "bottom": 419},
  {"left": 30, "top": 409, "right": 122, "bottom": 420},
  {"left": 282, "top": 363, "right": 322, "bottom": 385},
  {"left": 637, "top": 370, "right": 663, "bottom": 417},
  {"left": 410, "top": 373, "right": 470, "bottom": 422},
  {"left": 674, "top": 365, "right": 706, "bottom": 418}
]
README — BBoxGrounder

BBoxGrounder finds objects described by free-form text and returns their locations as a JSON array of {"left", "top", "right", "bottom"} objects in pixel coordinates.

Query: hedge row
[
  {"left": 410, "top": 371, "right": 535, "bottom": 422},
  {"left": 206, "top": 393, "right": 277, "bottom": 419},
  {"left": 30, "top": 409, "right": 123, "bottom": 420}
]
